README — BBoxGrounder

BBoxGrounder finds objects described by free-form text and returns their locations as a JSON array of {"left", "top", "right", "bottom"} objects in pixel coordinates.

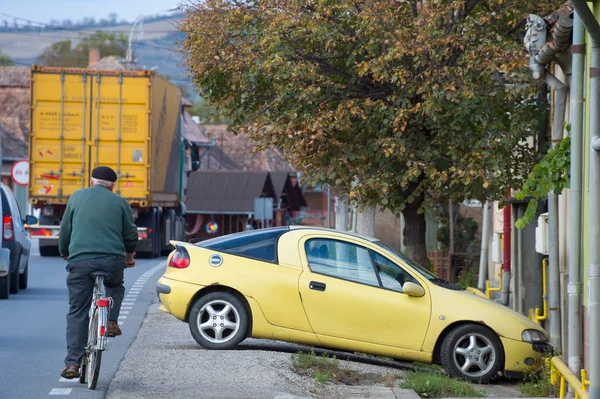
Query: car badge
[{"left": 209, "top": 254, "right": 223, "bottom": 267}]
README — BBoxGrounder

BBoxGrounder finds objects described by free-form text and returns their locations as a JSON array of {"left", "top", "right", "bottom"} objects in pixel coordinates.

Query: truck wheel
[
  {"left": 39, "top": 245, "right": 60, "bottom": 257},
  {"left": 161, "top": 209, "right": 176, "bottom": 256}
]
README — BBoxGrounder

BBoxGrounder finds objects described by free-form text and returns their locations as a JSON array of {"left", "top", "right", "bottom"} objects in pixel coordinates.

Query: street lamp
[{"left": 124, "top": 6, "right": 181, "bottom": 68}]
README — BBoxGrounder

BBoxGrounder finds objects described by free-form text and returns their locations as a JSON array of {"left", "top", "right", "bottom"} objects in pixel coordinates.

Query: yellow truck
[{"left": 27, "top": 66, "right": 199, "bottom": 257}]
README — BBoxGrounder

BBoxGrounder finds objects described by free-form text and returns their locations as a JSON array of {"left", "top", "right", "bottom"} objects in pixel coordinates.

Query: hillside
[{"left": 0, "top": 17, "right": 193, "bottom": 93}]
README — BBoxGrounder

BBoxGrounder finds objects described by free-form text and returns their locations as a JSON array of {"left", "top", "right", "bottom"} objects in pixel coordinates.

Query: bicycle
[{"left": 79, "top": 271, "right": 112, "bottom": 390}]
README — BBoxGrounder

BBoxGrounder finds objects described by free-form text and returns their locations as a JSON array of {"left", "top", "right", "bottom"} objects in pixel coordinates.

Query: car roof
[{"left": 287, "top": 225, "right": 380, "bottom": 242}]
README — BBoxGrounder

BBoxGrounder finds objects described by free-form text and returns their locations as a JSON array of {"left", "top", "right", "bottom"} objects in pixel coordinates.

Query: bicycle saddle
[{"left": 90, "top": 271, "right": 113, "bottom": 279}]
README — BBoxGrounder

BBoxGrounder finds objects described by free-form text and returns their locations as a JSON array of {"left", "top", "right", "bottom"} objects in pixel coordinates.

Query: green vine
[{"left": 515, "top": 135, "right": 570, "bottom": 229}]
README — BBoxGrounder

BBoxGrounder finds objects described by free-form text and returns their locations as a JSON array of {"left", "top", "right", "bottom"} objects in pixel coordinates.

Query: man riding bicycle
[{"left": 58, "top": 166, "right": 138, "bottom": 379}]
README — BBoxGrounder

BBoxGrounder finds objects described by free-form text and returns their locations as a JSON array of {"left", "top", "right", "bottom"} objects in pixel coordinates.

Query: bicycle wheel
[{"left": 86, "top": 308, "right": 102, "bottom": 390}]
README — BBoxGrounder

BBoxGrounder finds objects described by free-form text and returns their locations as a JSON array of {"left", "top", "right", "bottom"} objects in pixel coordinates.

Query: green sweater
[{"left": 59, "top": 185, "right": 139, "bottom": 262}]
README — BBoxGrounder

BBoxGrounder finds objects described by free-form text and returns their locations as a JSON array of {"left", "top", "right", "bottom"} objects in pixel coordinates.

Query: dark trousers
[{"left": 64, "top": 256, "right": 125, "bottom": 367}]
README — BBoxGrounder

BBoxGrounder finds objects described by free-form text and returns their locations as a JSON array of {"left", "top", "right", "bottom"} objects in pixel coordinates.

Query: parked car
[
  {"left": 156, "top": 226, "right": 552, "bottom": 383},
  {"left": 0, "top": 183, "right": 37, "bottom": 299},
  {"left": 0, "top": 190, "right": 9, "bottom": 299}
]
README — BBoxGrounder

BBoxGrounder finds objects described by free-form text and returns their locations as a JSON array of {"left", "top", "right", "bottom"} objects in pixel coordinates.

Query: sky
[{"left": 1, "top": 0, "right": 181, "bottom": 25}]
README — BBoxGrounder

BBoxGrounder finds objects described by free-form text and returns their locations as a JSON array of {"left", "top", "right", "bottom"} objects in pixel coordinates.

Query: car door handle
[{"left": 309, "top": 281, "right": 326, "bottom": 292}]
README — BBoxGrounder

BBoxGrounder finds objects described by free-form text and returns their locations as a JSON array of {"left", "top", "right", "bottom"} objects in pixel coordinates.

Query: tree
[
  {"left": 180, "top": 0, "right": 562, "bottom": 267},
  {"left": 0, "top": 50, "right": 14, "bottom": 66},
  {"left": 36, "top": 31, "right": 128, "bottom": 67}
]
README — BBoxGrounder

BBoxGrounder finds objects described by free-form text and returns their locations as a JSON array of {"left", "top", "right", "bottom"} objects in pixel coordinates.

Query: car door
[
  {"left": 298, "top": 237, "right": 431, "bottom": 352},
  {"left": 4, "top": 187, "right": 29, "bottom": 263}
]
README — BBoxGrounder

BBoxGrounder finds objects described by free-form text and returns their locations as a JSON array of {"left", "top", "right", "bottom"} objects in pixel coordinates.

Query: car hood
[{"left": 428, "top": 283, "right": 548, "bottom": 341}]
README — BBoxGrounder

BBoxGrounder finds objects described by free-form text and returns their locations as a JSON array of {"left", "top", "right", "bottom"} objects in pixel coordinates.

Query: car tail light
[
  {"left": 100, "top": 326, "right": 106, "bottom": 336},
  {"left": 138, "top": 231, "right": 148, "bottom": 240},
  {"left": 168, "top": 246, "right": 190, "bottom": 269},
  {"left": 3, "top": 215, "right": 14, "bottom": 241}
]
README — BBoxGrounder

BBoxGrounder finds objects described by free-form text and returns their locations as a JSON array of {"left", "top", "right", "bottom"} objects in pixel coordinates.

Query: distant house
[
  {"left": 0, "top": 66, "right": 29, "bottom": 190},
  {"left": 181, "top": 120, "right": 316, "bottom": 240}
]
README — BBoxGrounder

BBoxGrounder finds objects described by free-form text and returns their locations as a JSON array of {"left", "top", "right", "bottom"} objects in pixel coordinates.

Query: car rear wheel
[
  {"left": 188, "top": 292, "right": 248, "bottom": 350},
  {"left": 440, "top": 324, "right": 503, "bottom": 384},
  {"left": 9, "top": 254, "right": 20, "bottom": 294}
]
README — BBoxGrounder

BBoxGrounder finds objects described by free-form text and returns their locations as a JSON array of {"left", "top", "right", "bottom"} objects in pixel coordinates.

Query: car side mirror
[
  {"left": 24, "top": 215, "right": 38, "bottom": 225},
  {"left": 402, "top": 282, "right": 425, "bottom": 297}
]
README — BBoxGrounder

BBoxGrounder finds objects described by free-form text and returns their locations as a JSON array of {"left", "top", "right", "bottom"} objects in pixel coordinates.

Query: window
[
  {"left": 198, "top": 227, "right": 288, "bottom": 263},
  {"left": 371, "top": 251, "right": 417, "bottom": 292},
  {"left": 305, "top": 239, "right": 379, "bottom": 287}
]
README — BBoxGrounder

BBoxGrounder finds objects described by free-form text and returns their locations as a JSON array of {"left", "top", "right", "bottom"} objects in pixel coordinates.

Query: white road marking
[
  {"left": 120, "top": 311, "right": 130, "bottom": 315},
  {"left": 49, "top": 388, "right": 72, "bottom": 395},
  {"left": 58, "top": 378, "right": 79, "bottom": 383}
]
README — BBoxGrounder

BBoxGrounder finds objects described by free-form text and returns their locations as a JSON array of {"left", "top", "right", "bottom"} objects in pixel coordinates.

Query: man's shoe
[
  {"left": 61, "top": 365, "right": 80, "bottom": 379},
  {"left": 106, "top": 320, "right": 122, "bottom": 337}
]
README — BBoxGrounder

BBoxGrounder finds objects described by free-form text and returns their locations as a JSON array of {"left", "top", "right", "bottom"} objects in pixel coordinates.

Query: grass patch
[
  {"left": 400, "top": 371, "right": 486, "bottom": 398},
  {"left": 291, "top": 350, "right": 400, "bottom": 386},
  {"left": 519, "top": 362, "right": 558, "bottom": 397}
]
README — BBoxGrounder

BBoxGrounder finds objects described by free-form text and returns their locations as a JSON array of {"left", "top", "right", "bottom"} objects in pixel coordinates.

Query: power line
[{"left": 0, "top": 13, "right": 182, "bottom": 51}]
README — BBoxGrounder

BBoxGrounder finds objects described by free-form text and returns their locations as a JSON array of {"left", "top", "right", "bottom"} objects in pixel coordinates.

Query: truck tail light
[
  {"left": 168, "top": 246, "right": 190, "bottom": 269},
  {"left": 28, "top": 227, "right": 53, "bottom": 237},
  {"left": 3, "top": 215, "right": 14, "bottom": 241}
]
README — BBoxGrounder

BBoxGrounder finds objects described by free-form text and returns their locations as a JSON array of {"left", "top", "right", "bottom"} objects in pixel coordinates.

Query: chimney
[{"left": 88, "top": 48, "right": 100, "bottom": 67}]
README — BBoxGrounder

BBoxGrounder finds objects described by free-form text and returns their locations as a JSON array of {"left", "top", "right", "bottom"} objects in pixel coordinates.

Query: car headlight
[{"left": 522, "top": 329, "right": 548, "bottom": 343}]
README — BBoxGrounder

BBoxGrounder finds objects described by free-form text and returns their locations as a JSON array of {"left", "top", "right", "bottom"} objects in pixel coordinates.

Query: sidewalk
[{"left": 107, "top": 298, "right": 552, "bottom": 399}]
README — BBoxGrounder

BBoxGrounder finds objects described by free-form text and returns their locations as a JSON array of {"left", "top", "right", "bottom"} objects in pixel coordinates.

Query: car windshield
[{"left": 373, "top": 240, "right": 438, "bottom": 280}]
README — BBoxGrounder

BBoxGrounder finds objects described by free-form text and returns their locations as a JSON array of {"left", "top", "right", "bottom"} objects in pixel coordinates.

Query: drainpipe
[
  {"left": 570, "top": 1, "right": 600, "bottom": 396},
  {"left": 499, "top": 203, "right": 511, "bottom": 305},
  {"left": 477, "top": 201, "right": 490, "bottom": 292},
  {"left": 567, "top": 11, "right": 585, "bottom": 381},
  {"left": 546, "top": 70, "right": 567, "bottom": 350}
]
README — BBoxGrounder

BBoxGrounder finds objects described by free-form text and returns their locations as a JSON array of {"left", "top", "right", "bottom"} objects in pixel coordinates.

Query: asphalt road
[{"left": 0, "top": 241, "right": 166, "bottom": 399}]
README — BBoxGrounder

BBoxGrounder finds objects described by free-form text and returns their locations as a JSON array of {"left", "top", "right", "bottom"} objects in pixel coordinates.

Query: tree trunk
[
  {"left": 356, "top": 205, "right": 376, "bottom": 237},
  {"left": 402, "top": 195, "right": 430, "bottom": 269},
  {"left": 334, "top": 196, "right": 349, "bottom": 232}
]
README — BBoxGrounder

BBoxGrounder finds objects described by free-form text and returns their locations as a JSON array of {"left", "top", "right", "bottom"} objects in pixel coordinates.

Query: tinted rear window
[{"left": 197, "top": 227, "right": 288, "bottom": 263}]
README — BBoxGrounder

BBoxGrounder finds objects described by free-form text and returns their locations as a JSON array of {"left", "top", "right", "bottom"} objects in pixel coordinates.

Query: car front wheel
[
  {"left": 188, "top": 292, "right": 248, "bottom": 350},
  {"left": 440, "top": 324, "right": 503, "bottom": 383}
]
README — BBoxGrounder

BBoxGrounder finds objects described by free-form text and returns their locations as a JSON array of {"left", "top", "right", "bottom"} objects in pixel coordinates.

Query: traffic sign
[{"left": 11, "top": 160, "right": 29, "bottom": 186}]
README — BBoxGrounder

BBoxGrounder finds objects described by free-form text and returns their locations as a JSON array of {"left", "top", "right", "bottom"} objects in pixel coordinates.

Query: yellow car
[{"left": 156, "top": 226, "right": 551, "bottom": 383}]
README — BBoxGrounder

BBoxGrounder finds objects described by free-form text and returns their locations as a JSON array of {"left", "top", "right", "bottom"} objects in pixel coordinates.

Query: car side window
[
  {"left": 371, "top": 251, "right": 417, "bottom": 293},
  {"left": 305, "top": 239, "right": 379, "bottom": 287}
]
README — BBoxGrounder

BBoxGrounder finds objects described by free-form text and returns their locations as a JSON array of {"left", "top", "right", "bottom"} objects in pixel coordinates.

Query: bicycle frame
[{"left": 89, "top": 275, "right": 110, "bottom": 352}]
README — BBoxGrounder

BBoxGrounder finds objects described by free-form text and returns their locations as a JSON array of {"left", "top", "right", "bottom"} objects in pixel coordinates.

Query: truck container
[{"left": 27, "top": 65, "right": 197, "bottom": 257}]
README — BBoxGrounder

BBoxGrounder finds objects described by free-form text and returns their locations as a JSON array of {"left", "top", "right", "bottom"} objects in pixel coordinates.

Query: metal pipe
[
  {"left": 570, "top": 1, "right": 600, "bottom": 396},
  {"left": 567, "top": 10, "right": 585, "bottom": 381},
  {"left": 535, "top": 258, "right": 549, "bottom": 323},
  {"left": 499, "top": 204, "right": 511, "bottom": 305},
  {"left": 589, "top": 41, "right": 600, "bottom": 399},
  {"left": 477, "top": 201, "right": 490, "bottom": 292},
  {"left": 546, "top": 70, "right": 567, "bottom": 351},
  {"left": 517, "top": 205, "right": 524, "bottom": 313}
]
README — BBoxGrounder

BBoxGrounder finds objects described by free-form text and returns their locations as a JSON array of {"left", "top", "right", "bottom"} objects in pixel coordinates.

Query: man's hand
[
  {"left": 125, "top": 252, "right": 136, "bottom": 268},
  {"left": 61, "top": 255, "right": 68, "bottom": 261}
]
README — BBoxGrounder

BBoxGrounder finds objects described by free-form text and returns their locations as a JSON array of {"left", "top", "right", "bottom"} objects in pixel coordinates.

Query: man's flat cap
[{"left": 92, "top": 166, "right": 118, "bottom": 182}]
